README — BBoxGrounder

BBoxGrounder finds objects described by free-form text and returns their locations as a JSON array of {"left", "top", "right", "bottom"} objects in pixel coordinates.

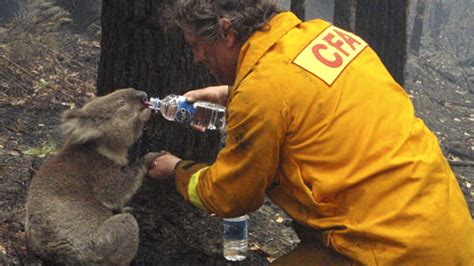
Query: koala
[{"left": 25, "top": 88, "right": 161, "bottom": 265}]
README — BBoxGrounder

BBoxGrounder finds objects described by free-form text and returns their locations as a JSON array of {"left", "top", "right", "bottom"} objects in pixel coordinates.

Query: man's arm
[{"left": 148, "top": 82, "right": 285, "bottom": 217}]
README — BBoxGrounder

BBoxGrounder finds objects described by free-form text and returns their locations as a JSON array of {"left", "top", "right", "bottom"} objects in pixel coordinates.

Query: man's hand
[
  {"left": 147, "top": 151, "right": 182, "bottom": 181},
  {"left": 183, "top": 85, "right": 229, "bottom": 106},
  {"left": 183, "top": 85, "right": 229, "bottom": 132}
]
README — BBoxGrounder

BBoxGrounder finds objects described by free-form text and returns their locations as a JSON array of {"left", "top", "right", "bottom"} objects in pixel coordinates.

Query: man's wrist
[{"left": 173, "top": 159, "right": 183, "bottom": 176}]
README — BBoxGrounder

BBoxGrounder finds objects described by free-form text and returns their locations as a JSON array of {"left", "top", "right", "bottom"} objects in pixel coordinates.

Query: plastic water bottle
[
  {"left": 223, "top": 215, "right": 249, "bottom": 261},
  {"left": 147, "top": 94, "right": 225, "bottom": 131}
]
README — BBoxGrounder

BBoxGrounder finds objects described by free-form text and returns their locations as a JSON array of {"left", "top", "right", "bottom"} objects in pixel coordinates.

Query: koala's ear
[
  {"left": 61, "top": 108, "right": 103, "bottom": 144},
  {"left": 62, "top": 108, "right": 84, "bottom": 120},
  {"left": 84, "top": 92, "right": 96, "bottom": 103}
]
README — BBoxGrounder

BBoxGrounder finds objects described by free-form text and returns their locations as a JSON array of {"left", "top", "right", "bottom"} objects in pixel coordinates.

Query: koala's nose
[{"left": 136, "top": 90, "right": 148, "bottom": 101}]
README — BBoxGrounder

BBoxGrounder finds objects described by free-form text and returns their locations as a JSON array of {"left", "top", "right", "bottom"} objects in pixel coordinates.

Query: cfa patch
[{"left": 293, "top": 25, "right": 368, "bottom": 86}]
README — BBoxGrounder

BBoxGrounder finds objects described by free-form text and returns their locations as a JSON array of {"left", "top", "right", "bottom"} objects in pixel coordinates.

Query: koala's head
[{"left": 61, "top": 88, "right": 151, "bottom": 151}]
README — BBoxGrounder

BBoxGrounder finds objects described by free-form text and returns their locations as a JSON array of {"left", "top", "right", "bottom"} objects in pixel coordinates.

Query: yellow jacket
[{"left": 175, "top": 12, "right": 474, "bottom": 265}]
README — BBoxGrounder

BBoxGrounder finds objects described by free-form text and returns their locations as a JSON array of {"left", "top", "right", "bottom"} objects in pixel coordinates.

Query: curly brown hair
[{"left": 171, "top": 0, "right": 280, "bottom": 43}]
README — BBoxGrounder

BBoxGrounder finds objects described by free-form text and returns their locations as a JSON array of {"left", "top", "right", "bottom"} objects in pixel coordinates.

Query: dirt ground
[{"left": 1, "top": 4, "right": 473, "bottom": 265}]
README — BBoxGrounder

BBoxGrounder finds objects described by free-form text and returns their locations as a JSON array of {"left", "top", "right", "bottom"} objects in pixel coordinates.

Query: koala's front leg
[{"left": 93, "top": 152, "right": 163, "bottom": 210}]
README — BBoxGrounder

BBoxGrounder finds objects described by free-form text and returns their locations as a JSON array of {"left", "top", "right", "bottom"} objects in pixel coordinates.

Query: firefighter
[{"left": 148, "top": 0, "right": 474, "bottom": 265}]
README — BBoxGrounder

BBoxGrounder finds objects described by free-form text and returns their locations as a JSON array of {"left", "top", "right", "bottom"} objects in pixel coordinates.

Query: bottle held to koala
[{"left": 147, "top": 94, "right": 226, "bottom": 131}]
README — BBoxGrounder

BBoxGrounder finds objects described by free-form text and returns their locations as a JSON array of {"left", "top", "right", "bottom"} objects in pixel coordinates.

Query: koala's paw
[{"left": 140, "top": 152, "right": 165, "bottom": 166}]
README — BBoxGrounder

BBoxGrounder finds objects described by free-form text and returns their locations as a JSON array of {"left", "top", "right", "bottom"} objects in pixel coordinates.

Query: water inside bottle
[
  {"left": 191, "top": 101, "right": 225, "bottom": 131},
  {"left": 223, "top": 240, "right": 248, "bottom": 261}
]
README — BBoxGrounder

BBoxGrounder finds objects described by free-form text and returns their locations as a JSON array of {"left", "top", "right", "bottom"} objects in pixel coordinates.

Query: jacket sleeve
[{"left": 175, "top": 80, "right": 287, "bottom": 217}]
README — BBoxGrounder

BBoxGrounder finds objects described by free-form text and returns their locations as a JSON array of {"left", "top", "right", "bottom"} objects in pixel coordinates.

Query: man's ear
[{"left": 219, "top": 18, "right": 236, "bottom": 48}]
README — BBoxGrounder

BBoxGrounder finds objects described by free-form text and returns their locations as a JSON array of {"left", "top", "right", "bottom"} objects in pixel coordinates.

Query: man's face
[{"left": 182, "top": 27, "right": 238, "bottom": 85}]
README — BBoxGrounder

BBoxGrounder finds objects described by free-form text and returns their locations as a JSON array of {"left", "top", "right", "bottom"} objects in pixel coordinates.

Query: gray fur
[{"left": 25, "top": 88, "right": 161, "bottom": 265}]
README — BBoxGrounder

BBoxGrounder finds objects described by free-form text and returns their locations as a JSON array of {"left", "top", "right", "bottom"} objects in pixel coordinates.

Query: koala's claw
[
  {"left": 141, "top": 152, "right": 165, "bottom": 166},
  {"left": 121, "top": 207, "right": 134, "bottom": 213}
]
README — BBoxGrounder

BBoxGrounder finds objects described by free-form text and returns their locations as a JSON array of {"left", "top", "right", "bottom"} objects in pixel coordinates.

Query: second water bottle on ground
[
  {"left": 223, "top": 215, "right": 249, "bottom": 261},
  {"left": 147, "top": 94, "right": 225, "bottom": 131}
]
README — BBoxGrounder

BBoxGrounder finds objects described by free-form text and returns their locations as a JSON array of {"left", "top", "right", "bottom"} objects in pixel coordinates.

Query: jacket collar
[{"left": 232, "top": 12, "right": 302, "bottom": 90}]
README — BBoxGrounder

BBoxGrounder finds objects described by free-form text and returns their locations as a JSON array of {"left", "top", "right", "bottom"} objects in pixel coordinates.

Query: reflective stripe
[{"left": 188, "top": 166, "right": 209, "bottom": 209}]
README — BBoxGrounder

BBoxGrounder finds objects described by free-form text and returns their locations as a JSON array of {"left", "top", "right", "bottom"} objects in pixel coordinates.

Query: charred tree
[
  {"left": 98, "top": 0, "right": 220, "bottom": 163},
  {"left": 409, "top": 0, "right": 426, "bottom": 55},
  {"left": 355, "top": 0, "right": 408, "bottom": 86},
  {"left": 431, "top": 0, "right": 450, "bottom": 40},
  {"left": 291, "top": 0, "right": 306, "bottom": 21},
  {"left": 97, "top": 0, "right": 265, "bottom": 264},
  {"left": 333, "top": 0, "right": 357, "bottom": 32}
]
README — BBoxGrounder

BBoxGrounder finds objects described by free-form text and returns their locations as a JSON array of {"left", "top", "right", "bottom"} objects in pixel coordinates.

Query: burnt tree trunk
[
  {"left": 431, "top": 0, "right": 450, "bottom": 41},
  {"left": 333, "top": 0, "right": 357, "bottom": 32},
  {"left": 291, "top": 0, "right": 306, "bottom": 21},
  {"left": 409, "top": 0, "right": 426, "bottom": 55},
  {"left": 355, "top": 0, "right": 408, "bottom": 86},
  {"left": 98, "top": 1, "right": 220, "bottom": 160},
  {"left": 97, "top": 0, "right": 269, "bottom": 264}
]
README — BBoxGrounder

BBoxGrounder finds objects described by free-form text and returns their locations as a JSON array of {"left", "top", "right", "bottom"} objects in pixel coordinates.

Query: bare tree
[
  {"left": 430, "top": 0, "right": 450, "bottom": 40},
  {"left": 333, "top": 0, "right": 356, "bottom": 32},
  {"left": 333, "top": 0, "right": 408, "bottom": 85},
  {"left": 98, "top": 0, "right": 220, "bottom": 162},
  {"left": 409, "top": 0, "right": 426, "bottom": 55},
  {"left": 355, "top": 0, "right": 408, "bottom": 86}
]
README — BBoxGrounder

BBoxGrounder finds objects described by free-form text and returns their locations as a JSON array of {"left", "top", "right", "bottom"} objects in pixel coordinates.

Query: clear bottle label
[
  {"left": 175, "top": 98, "right": 195, "bottom": 123},
  {"left": 192, "top": 102, "right": 225, "bottom": 131}
]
